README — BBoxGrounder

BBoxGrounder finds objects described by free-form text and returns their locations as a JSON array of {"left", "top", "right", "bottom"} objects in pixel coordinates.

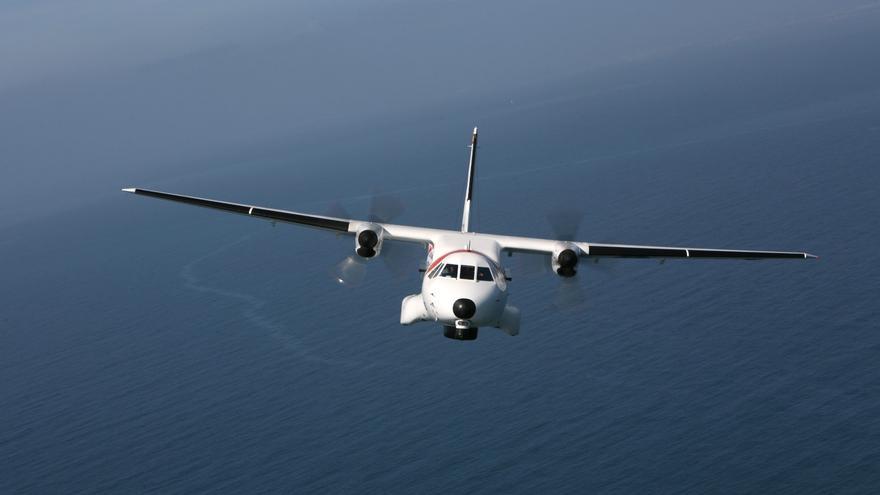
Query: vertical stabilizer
[{"left": 461, "top": 126, "right": 478, "bottom": 232}]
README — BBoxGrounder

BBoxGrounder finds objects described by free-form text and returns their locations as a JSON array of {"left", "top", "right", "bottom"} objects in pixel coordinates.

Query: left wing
[
  {"left": 123, "top": 188, "right": 352, "bottom": 232},
  {"left": 122, "top": 187, "right": 443, "bottom": 244},
  {"left": 490, "top": 233, "right": 817, "bottom": 260}
]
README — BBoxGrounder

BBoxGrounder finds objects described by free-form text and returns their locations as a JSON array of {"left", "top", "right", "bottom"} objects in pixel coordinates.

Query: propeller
[
  {"left": 334, "top": 255, "right": 367, "bottom": 286},
  {"left": 547, "top": 208, "right": 583, "bottom": 242},
  {"left": 550, "top": 276, "right": 587, "bottom": 311},
  {"left": 367, "top": 193, "right": 405, "bottom": 224},
  {"left": 547, "top": 206, "right": 617, "bottom": 275},
  {"left": 329, "top": 192, "right": 415, "bottom": 286},
  {"left": 547, "top": 208, "right": 588, "bottom": 309},
  {"left": 513, "top": 208, "right": 586, "bottom": 277}
]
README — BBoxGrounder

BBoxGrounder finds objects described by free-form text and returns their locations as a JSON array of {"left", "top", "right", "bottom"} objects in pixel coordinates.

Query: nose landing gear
[
  {"left": 443, "top": 325, "right": 478, "bottom": 340},
  {"left": 446, "top": 298, "right": 479, "bottom": 340}
]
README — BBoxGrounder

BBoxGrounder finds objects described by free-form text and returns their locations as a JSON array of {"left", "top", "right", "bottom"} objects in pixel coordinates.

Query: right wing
[
  {"left": 580, "top": 242, "right": 816, "bottom": 259},
  {"left": 491, "top": 233, "right": 816, "bottom": 260}
]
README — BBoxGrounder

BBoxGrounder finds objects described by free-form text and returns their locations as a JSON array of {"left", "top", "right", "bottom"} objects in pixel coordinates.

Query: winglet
[
  {"left": 122, "top": 187, "right": 137, "bottom": 193},
  {"left": 805, "top": 253, "right": 819, "bottom": 259}
]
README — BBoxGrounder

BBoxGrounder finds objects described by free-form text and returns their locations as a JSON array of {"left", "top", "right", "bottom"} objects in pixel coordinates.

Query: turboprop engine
[
  {"left": 551, "top": 243, "right": 580, "bottom": 277},
  {"left": 355, "top": 224, "right": 384, "bottom": 258},
  {"left": 334, "top": 224, "right": 387, "bottom": 286}
]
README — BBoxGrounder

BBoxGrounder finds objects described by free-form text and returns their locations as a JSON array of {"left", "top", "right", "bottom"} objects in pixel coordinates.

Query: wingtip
[
  {"left": 122, "top": 187, "right": 137, "bottom": 193},
  {"left": 805, "top": 253, "right": 819, "bottom": 259}
]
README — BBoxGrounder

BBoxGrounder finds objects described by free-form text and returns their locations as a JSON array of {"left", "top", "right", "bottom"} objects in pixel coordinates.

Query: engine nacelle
[
  {"left": 552, "top": 243, "right": 580, "bottom": 277},
  {"left": 354, "top": 224, "right": 384, "bottom": 258}
]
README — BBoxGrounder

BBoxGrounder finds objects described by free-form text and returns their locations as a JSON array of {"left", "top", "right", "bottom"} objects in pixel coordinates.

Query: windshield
[
  {"left": 428, "top": 261, "right": 505, "bottom": 289},
  {"left": 440, "top": 263, "right": 458, "bottom": 278}
]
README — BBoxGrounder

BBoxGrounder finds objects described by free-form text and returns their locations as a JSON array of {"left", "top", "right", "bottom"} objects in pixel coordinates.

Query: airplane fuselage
[{"left": 400, "top": 232, "right": 521, "bottom": 339}]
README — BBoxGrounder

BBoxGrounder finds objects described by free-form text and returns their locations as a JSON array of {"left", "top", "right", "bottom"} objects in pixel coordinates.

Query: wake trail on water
[
  {"left": 178, "top": 234, "right": 354, "bottom": 366},
  {"left": 178, "top": 234, "right": 445, "bottom": 374}
]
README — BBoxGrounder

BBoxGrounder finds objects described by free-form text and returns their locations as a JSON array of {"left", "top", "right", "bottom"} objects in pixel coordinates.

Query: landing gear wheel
[{"left": 443, "top": 325, "right": 478, "bottom": 341}]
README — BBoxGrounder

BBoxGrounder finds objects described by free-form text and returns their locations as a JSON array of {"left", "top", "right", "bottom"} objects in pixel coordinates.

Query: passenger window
[
  {"left": 459, "top": 265, "right": 476, "bottom": 280},
  {"left": 440, "top": 264, "right": 458, "bottom": 278},
  {"left": 476, "top": 267, "right": 493, "bottom": 282}
]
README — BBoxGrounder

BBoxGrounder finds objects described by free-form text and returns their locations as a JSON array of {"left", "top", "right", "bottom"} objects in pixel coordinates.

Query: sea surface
[{"left": 2, "top": 14, "right": 880, "bottom": 494}]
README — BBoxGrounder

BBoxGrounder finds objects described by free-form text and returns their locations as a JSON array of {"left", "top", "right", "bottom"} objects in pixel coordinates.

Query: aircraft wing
[
  {"left": 578, "top": 242, "right": 816, "bottom": 259},
  {"left": 121, "top": 188, "right": 443, "bottom": 243},
  {"left": 493, "top": 234, "right": 817, "bottom": 260},
  {"left": 122, "top": 188, "right": 353, "bottom": 232},
  {"left": 122, "top": 188, "right": 817, "bottom": 259}
]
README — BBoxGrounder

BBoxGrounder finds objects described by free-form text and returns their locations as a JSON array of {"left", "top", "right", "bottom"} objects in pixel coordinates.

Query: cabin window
[
  {"left": 440, "top": 263, "right": 458, "bottom": 278},
  {"left": 459, "top": 265, "right": 476, "bottom": 280},
  {"left": 476, "top": 267, "right": 493, "bottom": 282}
]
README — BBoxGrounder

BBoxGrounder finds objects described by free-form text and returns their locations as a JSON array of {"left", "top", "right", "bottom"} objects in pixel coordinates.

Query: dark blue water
[{"left": 2, "top": 15, "right": 880, "bottom": 494}]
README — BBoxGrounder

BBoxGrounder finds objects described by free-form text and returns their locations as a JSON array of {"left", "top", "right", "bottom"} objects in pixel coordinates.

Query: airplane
[{"left": 123, "top": 127, "right": 816, "bottom": 341}]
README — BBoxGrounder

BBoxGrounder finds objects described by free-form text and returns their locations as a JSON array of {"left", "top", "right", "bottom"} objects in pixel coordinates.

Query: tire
[{"left": 443, "top": 325, "right": 478, "bottom": 341}]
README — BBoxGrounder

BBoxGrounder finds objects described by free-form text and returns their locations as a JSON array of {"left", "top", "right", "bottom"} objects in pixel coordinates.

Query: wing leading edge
[{"left": 122, "top": 188, "right": 350, "bottom": 232}]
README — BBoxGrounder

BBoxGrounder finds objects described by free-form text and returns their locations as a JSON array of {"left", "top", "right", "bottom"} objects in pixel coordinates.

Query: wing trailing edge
[{"left": 583, "top": 243, "right": 816, "bottom": 259}]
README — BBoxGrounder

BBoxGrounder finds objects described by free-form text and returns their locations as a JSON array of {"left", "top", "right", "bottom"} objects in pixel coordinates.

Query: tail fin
[{"left": 461, "top": 126, "right": 478, "bottom": 232}]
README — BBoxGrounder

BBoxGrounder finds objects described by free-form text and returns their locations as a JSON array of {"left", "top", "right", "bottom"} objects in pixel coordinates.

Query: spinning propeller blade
[
  {"left": 330, "top": 192, "right": 411, "bottom": 285},
  {"left": 547, "top": 208, "right": 583, "bottom": 242},
  {"left": 548, "top": 208, "right": 589, "bottom": 308},
  {"left": 334, "top": 255, "right": 367, "bottom": 286}
]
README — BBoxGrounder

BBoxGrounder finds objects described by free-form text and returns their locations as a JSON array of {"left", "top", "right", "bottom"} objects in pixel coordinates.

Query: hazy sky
[
  {"left": 1, "top": 0, "right": 877, "bottom": 228},
  {"left": 2, "top": 0, "right": 874, "bottom": 92}
]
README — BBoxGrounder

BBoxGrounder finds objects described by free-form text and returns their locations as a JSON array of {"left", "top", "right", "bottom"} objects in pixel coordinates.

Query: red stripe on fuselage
[{"left": 426, "top": 249, "right": 497, "bottom": 273}]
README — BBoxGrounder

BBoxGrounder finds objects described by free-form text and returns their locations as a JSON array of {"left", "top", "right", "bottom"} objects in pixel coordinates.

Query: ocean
[{"left": 2, "top": 13, "right": 879, "bottom": 494}]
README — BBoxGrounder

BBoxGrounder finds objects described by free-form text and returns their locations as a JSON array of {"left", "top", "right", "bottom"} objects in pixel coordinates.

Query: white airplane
[{"left": 124, "top": 127, "right": 816, "bottom": 340}]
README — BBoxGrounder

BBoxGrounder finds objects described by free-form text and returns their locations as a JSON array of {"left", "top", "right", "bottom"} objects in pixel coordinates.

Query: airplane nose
[{"left": 453, "top": 298, "right": 476, "bottom": 319}]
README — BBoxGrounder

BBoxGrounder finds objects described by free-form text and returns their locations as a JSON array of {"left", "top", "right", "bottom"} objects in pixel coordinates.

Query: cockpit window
[
  {"left": 440, "top": 263, "right": 458, "bottom": 278},
  {"left": 432, "top": 262, "right": 499, "bottom": 283}
]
